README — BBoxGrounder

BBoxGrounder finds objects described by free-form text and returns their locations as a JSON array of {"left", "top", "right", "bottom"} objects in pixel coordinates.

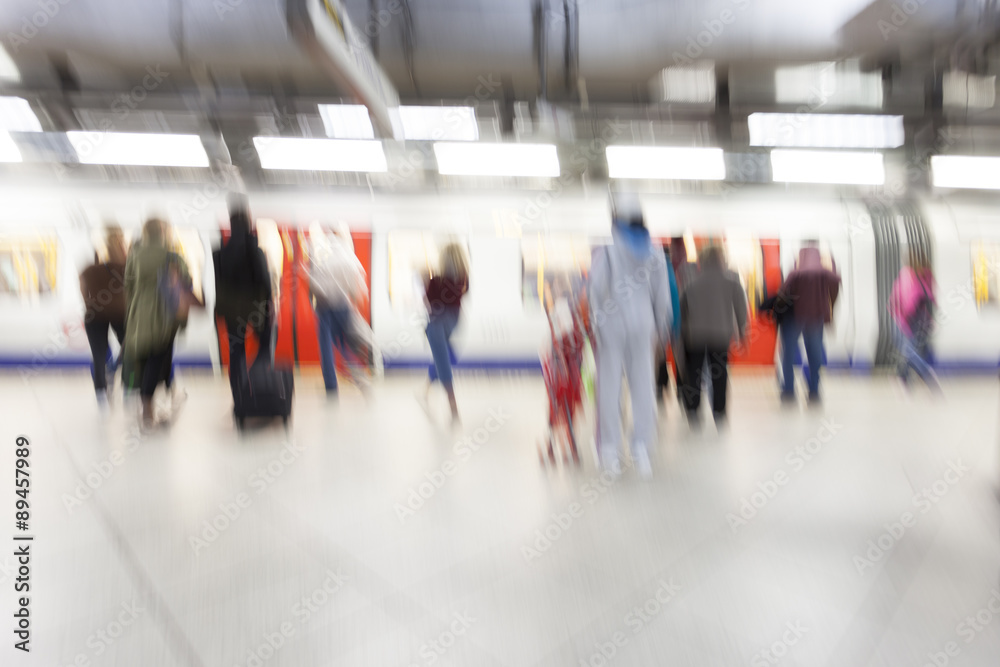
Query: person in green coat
[{"left": 124, "top": 218, "right": 190, "bottom": 428}]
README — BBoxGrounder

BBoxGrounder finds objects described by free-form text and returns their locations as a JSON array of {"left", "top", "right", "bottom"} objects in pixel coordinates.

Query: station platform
[{"left": 2, "top": 371, "right": 999, "bottom": 666}]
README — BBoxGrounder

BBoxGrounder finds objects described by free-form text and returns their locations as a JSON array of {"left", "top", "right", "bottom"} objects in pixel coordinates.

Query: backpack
[{"left": 907, "top": 275, "right": 934, "bottom": 337}]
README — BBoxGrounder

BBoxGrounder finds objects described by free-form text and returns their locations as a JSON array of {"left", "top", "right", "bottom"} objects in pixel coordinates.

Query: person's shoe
[
  {"left": 171, "top": 387, "right": 188, "bottom": 414},
  {"left": 807, "top": 393, "right": 822, "bottom": 407},
  {"left": 713, "top": 411, "right": 728, "bottom": 430},
  {"left": 633, "top": 450, "right": 653, "bottom": 479},
  {"left": 686, "top": 411, "right": 701, "bottom": 430},
  {"left": 96, "top": 391, "right": 110, "bottom": 412},
  {"left": 780, "top": 392, "right": 797, "bottom": 406}
]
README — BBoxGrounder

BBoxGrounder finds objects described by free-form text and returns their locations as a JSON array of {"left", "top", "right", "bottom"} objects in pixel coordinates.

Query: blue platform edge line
[{"left": 1, "top": 356, "right": 999, "bottom": 374}]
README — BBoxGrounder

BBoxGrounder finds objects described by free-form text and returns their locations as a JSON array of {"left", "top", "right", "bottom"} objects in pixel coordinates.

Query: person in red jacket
[{"left": 778, "top": 242, "right": 841, "bottom": 404}]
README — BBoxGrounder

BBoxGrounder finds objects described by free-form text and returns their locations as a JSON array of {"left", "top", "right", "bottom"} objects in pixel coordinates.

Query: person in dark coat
[
  {"left": 213, "top": 200, "right": 273, "bottom": 401},
  {"left": 777, "top": 243, "right": 841, "bottom": 404},
  {"left": 80, "top": 226, "right": 128, "bottom": 405}
]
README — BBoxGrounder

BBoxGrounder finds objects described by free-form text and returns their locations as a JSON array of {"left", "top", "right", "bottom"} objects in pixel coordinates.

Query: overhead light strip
[
  {"left": 68, "top": 132, "right": 209, "bottom": 167},
  {"left": 770, "top": 149, "right": 884, "bottom": 185},
  {"left": 0, "top": 97, "right": 42, "bottom": 132},
  {"left": 0, "top": 131, "right": 22, "bottom": 163},
  {"left": 394, "top": 106, "right": 479, "bottom": 141},
  {"left": 434, "top": 142, "right": 559, "bottom": 177},
  {"left": 254, "top": 137, "right": 387, "bottom": 172},
  {"left": 318, "top": 104, "right": 375, "bottom": 140},
  {"left": 932, "top": 156, "right": 1000, "bottom": 190},
  {"left": 606, "top": 146, "right": 725, "bottom": 180},
  {"left": 748, "top": 113, "right": 903, "bottom": 148}
]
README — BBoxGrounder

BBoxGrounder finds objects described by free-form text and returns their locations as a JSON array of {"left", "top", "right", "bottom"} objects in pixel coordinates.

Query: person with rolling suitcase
[{"left": 213, "top": 199, "right": 290, "bottom": 428}]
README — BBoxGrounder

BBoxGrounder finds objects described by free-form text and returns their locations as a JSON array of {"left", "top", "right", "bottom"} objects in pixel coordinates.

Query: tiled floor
[{"left": 2, "top": 369, "right": 999, "bottom": 666}]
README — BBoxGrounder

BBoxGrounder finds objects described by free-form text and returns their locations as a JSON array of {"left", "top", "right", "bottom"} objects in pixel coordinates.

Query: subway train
[{"left": 2, "top": 183, "right": 1000, "bottom": 375}]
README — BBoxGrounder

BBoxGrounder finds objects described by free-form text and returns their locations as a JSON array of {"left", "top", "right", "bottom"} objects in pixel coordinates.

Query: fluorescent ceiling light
[
  {"left": 943, "top": 72, "right": 996, "bottom": 109},
  {"left": 775, "top": 62, "right": 882, "bottom": 109},
  {"left": 0, "top": 45, "right": 18, "bottom": 83},
  {"left": 770, "top": 149, "right": 884, "bottom": 185},
  {"left": 318, "top": 104, "right": 374, "bottom": 140},
  {"left": 932, "top": 156, "right": 1000, "bottom": 190},
  {"left": 68, "top": 132, "right": 209, "bottom": 167},
  {"left": 0, "top": 131, "right": 22, "bottom": 162},
  {"left": 606, "top": 146, "right": 725, "bottom": 180},
  {"left": 395, "top": 106, "right": 478, "bottom": 141},
  {"left": 254, "top": 137, "right": 386, "bottom": 172},
  {"left": 748, "top": 113, "right": 903, "bottom": 148},
  {"left": 0, "top": 97, "right": 42, "bottom": 132},
  {"left": 434, "top": 142, "right": 559, "bottom": 177},
  {"left": 652, "top": 64, "right": 716, "bottom": 104}
]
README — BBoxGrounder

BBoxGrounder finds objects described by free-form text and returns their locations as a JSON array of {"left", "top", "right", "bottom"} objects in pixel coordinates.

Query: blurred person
[
  {"left": 588, "top": 198, "right": 672, "bottom": 476},
  {"left": 778, "top": 242, "right": 841, "bottom": 404},
  {"left": 679, "top": 245, "right": 747, "bottom": 428},
  {"left": 420, "top": 243, "right": 469, "bottom": 423},
  {"left": 124, "top": 218, "right": 191, "bottom": 429},
  {"left": 890, "top": 251, "right": 941, "bottom": 393},
  {"left": 213, "top": 201, "right": 273, "bottom": 403},
  {"left": 80, "top": 226, "right": 128, "bottom": 406},
  {"left": 654, "top": 243, "right": 681, "bottom": 406},
  {"left": 307, "top": 227, "right": 368, "bottom": 396}
]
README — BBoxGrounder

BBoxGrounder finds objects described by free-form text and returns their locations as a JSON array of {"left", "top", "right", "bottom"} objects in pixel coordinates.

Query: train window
[
  {"left": 387, "top": 232, "right": 471, "bottom": 313},
  {"left": 723, "top": 234, "right": 765, "bottom": 314},
  {"left": 972, "top": 242, "right": 1000, "bottom": 309},
  {"left": 521, "top": 234, "right": 590, "bottom": 308},
  {"left": 0, "top": 237, "right": 58, "bottom": 298}
]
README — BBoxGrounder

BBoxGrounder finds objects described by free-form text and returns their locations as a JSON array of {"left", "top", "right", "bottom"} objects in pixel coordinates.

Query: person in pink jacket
[{"left": 889, "top": 252, "right": 941, "bottom": 392}]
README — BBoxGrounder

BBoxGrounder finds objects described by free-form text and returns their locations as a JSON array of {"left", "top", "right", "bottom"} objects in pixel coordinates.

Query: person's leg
[
  {"left": 802, "top": 325, "right": 825, "bottom": 399},
  {"left": 907, "top": 333, "right": 942, "bottom": 391},
  {"left": 708, "top": 346, "right": 730, "bottom": 419},
  {"left": 682, "top": 343, "right": 706, "bottom": 420},
  {"left": 427, "top": 314, "right": 459, "bottom": 418},
  {"left": 440, "top": 312, "right": 460, "bottom": 419},
  {"left": 624, "top": 331, "right": 656, "bottom": 475},
  {"left": 780, "top": 321, "right": 800, "bottom": 398},
  {"left": 140, "top": 350, "right": 167, "bottom": 426},
  {"left": 225, "top": 317, "right": 247, "bottom": 399},
  {"left": 84, "top": 318, "right": 110, "bottom": 393},
  {"left": 595, "top": 329, "right": 625, "bottom": 470},
  {"left": 315, "top": 308, "right": 339, "bottom": 392}
]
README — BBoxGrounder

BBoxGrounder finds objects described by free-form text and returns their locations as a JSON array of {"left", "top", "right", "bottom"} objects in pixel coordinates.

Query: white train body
[{"left": 1, "top": 184, "right": 997, "bottom": 373}]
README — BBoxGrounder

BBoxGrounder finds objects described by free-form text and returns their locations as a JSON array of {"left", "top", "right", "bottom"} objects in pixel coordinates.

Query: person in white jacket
[
  {"left": 588, "top": 195, "right": 672, "bottom": 477},
  {"left": 307, "top": 228, "right": 367, "bottom": 395}
]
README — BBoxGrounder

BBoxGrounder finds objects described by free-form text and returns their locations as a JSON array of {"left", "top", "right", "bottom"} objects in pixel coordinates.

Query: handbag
[{"left": 158, "top": 253, "right": 202, "bottom": 325}]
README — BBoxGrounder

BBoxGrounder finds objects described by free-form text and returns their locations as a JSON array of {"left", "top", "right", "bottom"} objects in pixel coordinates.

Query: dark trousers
[
  {"left": 225, "top": 313, "right": 273, "bottom": 397},
  {"left": 84, "top": 317, "right": 125, "bottom": 391},
  {"left": 655, "top": 354, "right": 671, "bottom": 396},
  {"left": 140, "top": 345, "right": 174, "bottom": 399},
  {"left": 682, "top": 343, "right": 730, "bottom": 416}
]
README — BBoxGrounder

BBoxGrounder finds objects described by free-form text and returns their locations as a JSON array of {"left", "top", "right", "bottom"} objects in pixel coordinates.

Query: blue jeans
[
  {"left": 316, "top": 306, "right": 354, "bottom": 391},
  {"left": 426, "top": 310, "right": 459, "bottom": 390},
  {"left": 781, "top": 321, "right": 825, "bottom": 397},
  {"left": 897, "top": 329, "right": 940, "bottom": 390}
]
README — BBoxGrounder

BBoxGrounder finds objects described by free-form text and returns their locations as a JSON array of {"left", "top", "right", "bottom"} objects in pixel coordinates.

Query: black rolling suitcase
[{"left": 233, "top": 356, "right": 294, "bottom": 430}]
